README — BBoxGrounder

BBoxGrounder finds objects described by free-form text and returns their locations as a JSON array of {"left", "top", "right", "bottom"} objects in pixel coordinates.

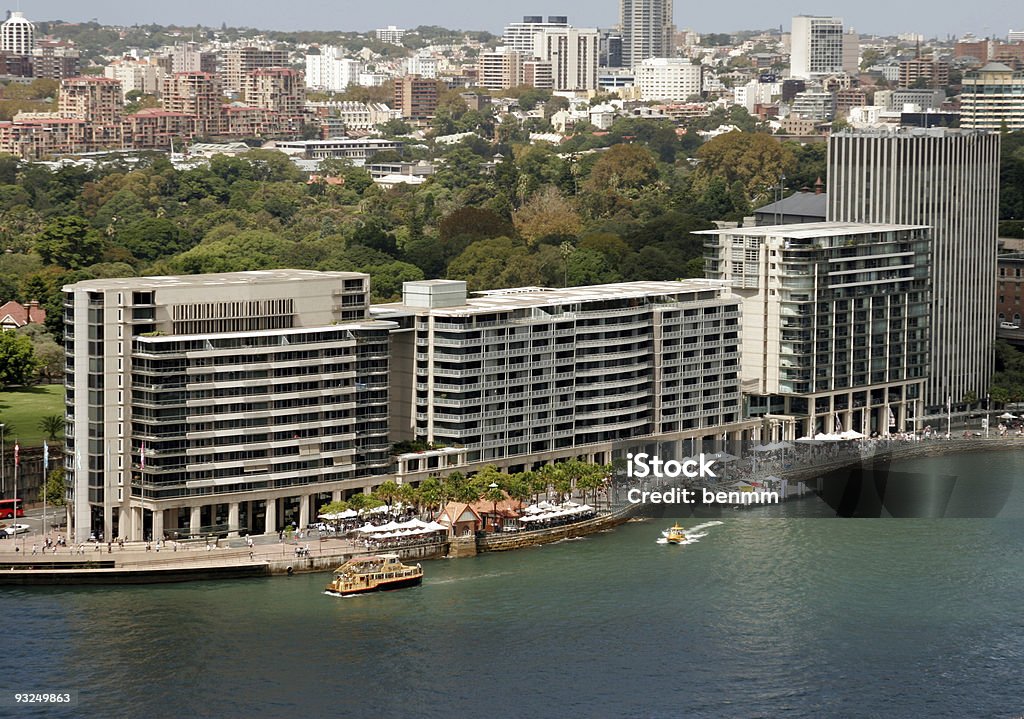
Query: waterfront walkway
[{"left": 0, "top": 533, "right": 392, "bottom": 572}]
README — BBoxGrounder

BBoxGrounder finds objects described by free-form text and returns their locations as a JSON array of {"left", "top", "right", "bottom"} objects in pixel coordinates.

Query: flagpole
[
  {"left": 43, "top": 440, "right": 48, "bottom": 544},
  {"left": 14, "top": 438, "right": 19, "bottom": 550}
]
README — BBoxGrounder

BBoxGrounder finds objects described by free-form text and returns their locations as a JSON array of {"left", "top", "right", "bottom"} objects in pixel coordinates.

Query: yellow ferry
[
  {"left": 664, "top": 524, "right": 687, "bottom": 544},
  {"left": 325, "top": 554, "right": 423, "bottom": 597}
]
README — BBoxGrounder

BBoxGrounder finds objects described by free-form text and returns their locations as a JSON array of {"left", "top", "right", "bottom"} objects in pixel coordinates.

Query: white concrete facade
[
  {"left": 790, "top": 16, "right": 844, "bottom": 80},
  {"left": 634, "top": 58, "right": 702, "bottom": 101},
  {"left": 1, "top": 11, "right": 33, "bottom": 55},
  {"left": 533, "top": 27, "right": 600, "bottom": 92},
  {"left": 64, "top": 271, "right": 395, "bottom": 543},
  {"left": 305, "top": 47, "right": 362, "bottom": 92}
]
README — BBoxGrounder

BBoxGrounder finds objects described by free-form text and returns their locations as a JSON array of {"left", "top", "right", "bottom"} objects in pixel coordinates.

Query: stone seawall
[
  {"left": 0, "top": 540, "right": 451, "bottom": 585},
  {"left": 265, "top": 540, "right": 449, "bottom": 576},
  {"left": 476, "top": 506, "right": 636, "bottom": 553}
]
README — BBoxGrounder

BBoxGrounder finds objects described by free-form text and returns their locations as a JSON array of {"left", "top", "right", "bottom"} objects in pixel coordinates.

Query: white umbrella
[
  {"left": 839, "top": 430, "right": 866, "bottom": 440},
  {"left": 999, "top": 412, "right": 1016, "bottom": 420}
]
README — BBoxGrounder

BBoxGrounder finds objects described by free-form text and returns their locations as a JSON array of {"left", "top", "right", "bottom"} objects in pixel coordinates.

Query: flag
[
  {"left": 834, "top": 414, "right": 842, "bottom": 433},
  {"left": 13, "top": 441, "right": 19, "bottom": 467},
  {"left": 888, "top": 407, "right": 896, "bottom": 428},
  {"left": 43, "top": 441, "right": 49, "bottom": 472},
  {"left": 140, "top": 441, "right": 145, "bottom": 469}
]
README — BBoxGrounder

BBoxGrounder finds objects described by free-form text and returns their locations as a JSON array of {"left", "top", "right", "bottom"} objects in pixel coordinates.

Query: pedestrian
[{"left": 31, "top": 544, "right": 37, "bottom": 555}]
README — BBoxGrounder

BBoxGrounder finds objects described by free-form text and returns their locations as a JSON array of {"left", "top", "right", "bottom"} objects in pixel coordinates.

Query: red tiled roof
[{"left": 0, "top": 300, "right": 46, "bottom": 328}]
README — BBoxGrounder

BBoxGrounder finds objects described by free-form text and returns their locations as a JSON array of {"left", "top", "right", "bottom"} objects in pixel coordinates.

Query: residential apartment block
[
  {"left": 502, "top": 16, "right": 569, "bottom": 55},
  {"left": 620, "top": 0, "right": 674, "bottom": 69},
  {"left": 701, "top": 222, "right": 931, "bottom": 437},
  {"left": 380, "top": 280, "right": 745, "bottom": 467},
  {"left": 57, "top": 76, "right": 124, "bottom": 148},
  {"left": 104, "top": 57, "right": 166, "bottom": 98},
  {"left": 897, "top": 57, "right": 950, "bottom": 88},
  {"left": 305, "top": 47, "right": 361, "bottom": 92},
  {"left": 223, "top": 46, "right": 289, "bottom": 95},
  {"left": 243, "top": 67, "right": 306, "bottom": 116},
  {"left": 479, "top": 48, "right": 524, "bottom": 91},
  {"left": 0, "top": 11, "right": 33, "bottom": 54},
  {"left": 64, "top": 270, "right": 395, "bottom": 543},
  {"left": 960, "top": 62, "right": 1024, "bottom": 130},
  {"left": 533, "top": 27, "right": 600, "bottom": 91},
  {"left": 634, "top": 58, "right": 702, "bottom": 101},
  {"left": 393, "top": 76, "right": 438, "bottom": 120},
  {"left": 161, "top": 71, "right": 223, "bottom": 136},
  {"left": 790, "top": 16, "right": 856, "bottom": 80}
]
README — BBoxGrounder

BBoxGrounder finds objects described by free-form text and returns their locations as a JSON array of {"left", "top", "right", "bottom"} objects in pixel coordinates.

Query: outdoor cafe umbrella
[{"left": 999, "top": 412, "right": 1016, "bottom": 420}]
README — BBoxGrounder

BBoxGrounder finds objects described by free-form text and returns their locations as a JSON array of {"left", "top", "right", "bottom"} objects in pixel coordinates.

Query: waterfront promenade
[{"left": 0, "top": 532, "right": 449, "bottom": 584}]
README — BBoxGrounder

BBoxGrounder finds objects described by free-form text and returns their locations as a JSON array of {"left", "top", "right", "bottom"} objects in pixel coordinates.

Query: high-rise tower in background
[
  {"left": 827, "top": 130, "right": 1001, "bottom": 411},
  {"left": 620, "top": 0, "right": 674, "bottom": 69},
  {"left": 1, "top": 10, "right": 34, "bottom": 54},
  {"left": 790, "top": 16, "right": 860, "bottom": 79}
]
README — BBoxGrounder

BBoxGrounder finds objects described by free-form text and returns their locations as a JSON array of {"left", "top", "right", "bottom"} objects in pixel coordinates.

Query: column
[
  {"left": 153, "top": 508, "right": 164, "bottom": 541},
  {"left": 265, "top": 498, "right": 277, "bottom": 535},
  {"left": 132, "top": 506, "right": 143, "bottom": 542},
  {"left": 118, "top": 507, "right": 130, "bottom": 541},
  {"left": 228, "top": 502, "right": 240, "bottom": 538},
  {"left": 190, "top": 505, "right": 201, "bottom": 538},
  {"left": 102, "top": 504, "right": 112, "bottom": 543},
  {"left": 299, "top": 494, "right": 309, "bottom": 530},
  {"left": 331, "top": 490, "right": 342, "bottom": 503}
]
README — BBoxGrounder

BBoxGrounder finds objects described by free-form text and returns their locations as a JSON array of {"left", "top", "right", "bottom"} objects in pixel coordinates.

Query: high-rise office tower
[
  {"left": 620, "top": 0, "right": 674, "bottom": 69},
  {"left": 827, "top": 129, "right": 1001, "bottom": 410}
]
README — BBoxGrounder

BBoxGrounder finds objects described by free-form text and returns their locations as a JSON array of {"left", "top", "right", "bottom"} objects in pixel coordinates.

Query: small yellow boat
[{"left": 664, "top": 523, "right": 687, "bottom": 544}]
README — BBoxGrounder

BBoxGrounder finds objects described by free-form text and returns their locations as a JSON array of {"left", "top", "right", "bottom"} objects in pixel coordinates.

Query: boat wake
[
  {"left": 656, "top": 520, "right": 723, "bottom": 546},
  {"left": 427, "top": 572, "right": 511, "bottom": 585}
]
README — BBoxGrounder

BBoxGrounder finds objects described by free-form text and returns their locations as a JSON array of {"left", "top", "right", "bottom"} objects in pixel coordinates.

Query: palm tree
[
  {"left": 38, "top": 414, "right": 64, "bottom": 441},
  {"left": 347, "top": 492, "right": 383, "bottom": 513},
  {"left": 373, "top": 480, "right": 401, "bottom": 512},
  {"left": 418, "top": 477, "right": 445, "bottom": 517},
  {"left": 537, "top": 463, "right": 560, "bottom": 502},
  {"left": 506, "top": 472, "right": 533, "bottom": 509},
  {"left": 396, "top": 482, "right": 419, "bottom": 516},
  {"left": 317, "top": 499, "right": 349, "bottom": 517}
]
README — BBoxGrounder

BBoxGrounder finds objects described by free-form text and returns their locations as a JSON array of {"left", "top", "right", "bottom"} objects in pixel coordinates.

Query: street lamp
[{"left": 488, "top": 482, "right": 499, "bottom": 531}]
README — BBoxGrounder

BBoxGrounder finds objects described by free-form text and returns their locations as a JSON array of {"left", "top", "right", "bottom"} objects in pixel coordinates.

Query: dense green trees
[
  {"left": 0, "top": 331, "right": 37, "bottom": 388},
  {"left": 0, "top": 129, "right": 1021, "bottom": 338}
]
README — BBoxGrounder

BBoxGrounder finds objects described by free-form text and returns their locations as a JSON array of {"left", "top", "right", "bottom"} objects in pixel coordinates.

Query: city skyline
[{"left": 14, "top": 0, "right": 1024, "bottom": 41}]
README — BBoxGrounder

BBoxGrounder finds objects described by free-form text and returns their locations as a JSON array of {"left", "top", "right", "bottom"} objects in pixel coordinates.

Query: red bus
[{"left": 0, "top": 498, "right": 24, "bottom": 519}]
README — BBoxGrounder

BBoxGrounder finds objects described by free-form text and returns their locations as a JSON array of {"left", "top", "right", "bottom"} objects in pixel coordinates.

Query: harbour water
[{"left": 5, "top": 449, "right": 1024, "bottom": 717}]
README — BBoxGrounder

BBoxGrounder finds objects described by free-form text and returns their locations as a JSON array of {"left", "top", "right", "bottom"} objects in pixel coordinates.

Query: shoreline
[
  {"left": 3, "top": 439, "right": 1021, "bottom": 586},
  {"left": 0, "top": 504, "right": 637, "bottom": 586}
]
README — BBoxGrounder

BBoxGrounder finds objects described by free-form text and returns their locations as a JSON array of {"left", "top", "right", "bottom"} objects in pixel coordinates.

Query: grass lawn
[{"left": 0, "top": 384, "right": 65, "bottom": 448}]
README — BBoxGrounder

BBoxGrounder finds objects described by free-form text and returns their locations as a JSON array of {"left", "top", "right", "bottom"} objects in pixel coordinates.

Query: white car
[{"left": 1, "top": 523, "right": 30, "bottom": 537}]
